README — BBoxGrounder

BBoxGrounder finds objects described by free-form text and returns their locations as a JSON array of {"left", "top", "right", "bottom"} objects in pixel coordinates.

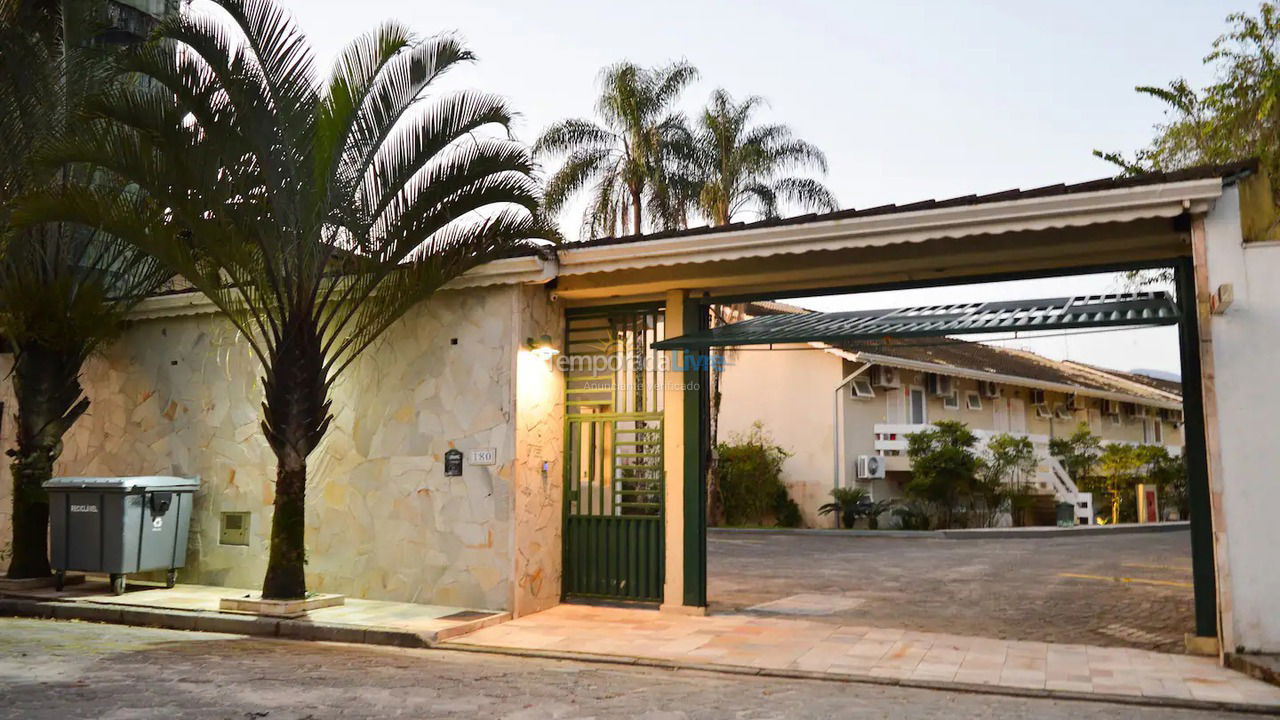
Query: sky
[{"left": 267, "top": 0, "right": 1241, "bottom": 376}]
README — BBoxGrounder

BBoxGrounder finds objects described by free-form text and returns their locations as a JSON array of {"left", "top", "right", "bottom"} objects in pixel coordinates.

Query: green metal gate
[{"left": 562, "top": 307, "right": 665, "bottom": 602}]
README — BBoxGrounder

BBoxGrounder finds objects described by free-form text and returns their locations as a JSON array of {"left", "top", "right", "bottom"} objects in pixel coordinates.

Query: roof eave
[{"left": 556, "top": 177, "right": 1224, "bottom": 276}]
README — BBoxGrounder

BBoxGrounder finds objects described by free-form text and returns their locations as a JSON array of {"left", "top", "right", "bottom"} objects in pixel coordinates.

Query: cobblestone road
[
  {"left": 709, "top": 530, "right": 1194, "bottom": 652},
  {"left": 0, "top": 617, "right": 1257, "bottom": 719}
]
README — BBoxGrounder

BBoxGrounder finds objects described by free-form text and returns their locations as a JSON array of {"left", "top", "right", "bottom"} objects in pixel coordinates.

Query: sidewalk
[
  {"left": 445, "top": 604, "right": 1280, "bottom": 714},
  {"left": 0, "top": 576, "right": 507, "bottom": 647}
]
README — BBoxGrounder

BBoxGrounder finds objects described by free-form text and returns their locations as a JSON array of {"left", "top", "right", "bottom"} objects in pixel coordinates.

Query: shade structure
[{"left": 652, "top": 292, "right": 1180, "bottom": 350}]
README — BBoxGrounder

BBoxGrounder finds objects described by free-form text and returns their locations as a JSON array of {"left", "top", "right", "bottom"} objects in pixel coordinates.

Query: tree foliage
[
  {"left": 1095, "top": 2, "right": 1280, "bottom": 198},
  {"left": 905, "top": 420, "right": 982, "bottom": 529},
  {"left": 1049, "top": 422, "right": 1102, "bottom": 484},
  {"left": 535, "top": 60, "right": 697, "bottom": 238},
  {"left": 674, "top": 89, "right": 837, "bottom": 226},
  {"left": 980, "top": 433, "right": 1037, "bottom": 527},
  {"left": 22, "top": 0, "right": 551, "bottom": 598}
]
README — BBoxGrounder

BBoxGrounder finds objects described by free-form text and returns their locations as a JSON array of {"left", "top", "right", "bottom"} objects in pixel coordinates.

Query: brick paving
[
  {"left": 451, "top": 604, "right": 1280, "bottom": 710},
  {"left": 709, "top": 529, "right": 1195, "bottom": 651},
  {"left": 0, "top": 617, "right": 1267, "bottom": 719}
]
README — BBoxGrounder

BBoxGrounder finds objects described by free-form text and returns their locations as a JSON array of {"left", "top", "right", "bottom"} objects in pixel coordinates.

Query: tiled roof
[
  {"left": 550, "top": 159, "right": 1257, "bottom": 251},
  {"left": 839, "top": 337, "right": 1180, "bottom": 402}
]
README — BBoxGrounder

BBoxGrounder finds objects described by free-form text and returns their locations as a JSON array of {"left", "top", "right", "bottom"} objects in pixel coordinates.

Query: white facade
[
  {"left": 720, "top": 344, "right": 1184, "bottom": 527},
  {"left": 1201, "top": 183, "right": 1280, "bottom": 653}
]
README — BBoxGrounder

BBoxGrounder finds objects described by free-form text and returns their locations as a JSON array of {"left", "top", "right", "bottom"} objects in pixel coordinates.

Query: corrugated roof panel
[{"left": 652, "top": 293, "right": 1179, "bottom": 350}]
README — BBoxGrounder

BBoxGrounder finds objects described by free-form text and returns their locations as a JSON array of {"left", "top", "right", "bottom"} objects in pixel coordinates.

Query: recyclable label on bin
[
  {"left": 70, "top": 504, "right": 98, "bottom": 513},
  {"left": 152, "top": 517, "right": 164, "bottom": 531}
]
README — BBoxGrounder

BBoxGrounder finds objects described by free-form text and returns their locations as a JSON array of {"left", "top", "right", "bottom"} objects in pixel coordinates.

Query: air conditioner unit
[
  {"left": 979, "top": 381, "right": 1001, "bottom": 398},
  {"left": 872, "top": 365, "right": 902, "bottom": 388},
  {"left": 927, "top": 374, "right": 954, "bottom": 397},
  {"left": 1065, "top": 393, "right": 1084, "bottom": 411},
  {"left": 1102, "top": 399, "right": 1122, "bottom": 416},
  {"left": 857, "top": 455, "right": 886, "bottom": 480},
  {"left": 1029, "top": 389, "right": 1047, "bottom": 406}
]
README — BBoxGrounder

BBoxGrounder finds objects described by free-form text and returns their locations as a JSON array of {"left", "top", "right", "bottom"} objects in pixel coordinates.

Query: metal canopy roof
[{"left": 653, "top": 293, "right": 1180, "bottom": 350}]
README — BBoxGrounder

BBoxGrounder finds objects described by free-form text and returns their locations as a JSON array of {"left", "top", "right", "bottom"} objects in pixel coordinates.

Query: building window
[
  {"left": 1053, "top": 404, "right": 1072, "bottom": 420},
  {"left": 965, "top": 391, "right": 982, "bottom": 410},
  {"left": 909, "top": 387, "right": 927, "bottom": 424},
  {"left": 942, "top": 392, "right": 960, "bottom": 410},
  {"left": 850, "top": 377, "right": 875, "bottom": 399},
  {"left": 1035, "top": 404, "right": 1053, "bottom": 419}
]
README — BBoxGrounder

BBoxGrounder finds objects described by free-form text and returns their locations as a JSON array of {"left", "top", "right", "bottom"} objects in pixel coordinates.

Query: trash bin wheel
[
  {"left": 53, "top": 570, "right": 65, "bottom": 592},
  {"left": 110, "top": 573, "right": 126, "bottom": 596},
  {"left": 165, "top": 569, "right": 177, "bottom": 589}
]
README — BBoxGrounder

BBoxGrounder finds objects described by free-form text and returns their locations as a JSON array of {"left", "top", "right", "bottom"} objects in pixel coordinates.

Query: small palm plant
[
  {"left": 0, "top": 1, "right": 170, "bottom": 579},
  {"left": 818, "top": 486, "right": 869, "bottom": 529},
  {"left": 677, "top": 89, "right": 837, "bottom": 226},
  {"left": 29, "top": 0, "right": 551, "bottom": 599},
  {"left": 536, "top": 60, "right": 698, "bottom": 238}
]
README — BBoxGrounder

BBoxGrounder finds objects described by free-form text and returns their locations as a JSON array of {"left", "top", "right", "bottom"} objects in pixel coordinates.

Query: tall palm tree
[
  {"left": 682, "top": 89, "right": 837, "bottom": 226},
  {"left": 536, "top": 60, "right": 697, "bottom": 239},
  {"left": 26, "top": 0, "right": 551, "bottom": 599},
  {"left": 0, "top": 1, "right": 170, "bottom": 579}
]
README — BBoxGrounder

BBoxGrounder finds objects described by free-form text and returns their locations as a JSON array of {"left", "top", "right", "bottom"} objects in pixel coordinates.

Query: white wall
[
  {"left": 1203, "top": 183, "right": 1280, "bottom": 652},
  {"left": 718, "top": 345, "right": 839, "bottom": 526}
]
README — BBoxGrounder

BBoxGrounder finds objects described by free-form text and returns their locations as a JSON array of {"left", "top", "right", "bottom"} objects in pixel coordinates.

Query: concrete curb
[
  {"left": 1230, "top": 654, "right": 1280, "bottom": 689},
  {"left": 434, "top": 641, "right": 1280, "bottom": 716},
  {"left": 0, "top": 596, "right": 506, "bottom": 651},
  {"left": 711, "top": 521, "right": 1191, "bottom": 540}
]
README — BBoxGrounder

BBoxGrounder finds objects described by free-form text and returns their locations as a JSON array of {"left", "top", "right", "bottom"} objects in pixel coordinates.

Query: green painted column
[
  {"left": 1175, "top": 255, "right": 1218, "bottom": 639},
  {"left": 682, "top": 297, "right": 708, "bottom": 608}
]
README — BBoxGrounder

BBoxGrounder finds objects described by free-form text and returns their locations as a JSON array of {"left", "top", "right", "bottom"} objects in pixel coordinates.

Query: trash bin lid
[{"left": 43, "top": 475, "right": 200, "bottom": 492}]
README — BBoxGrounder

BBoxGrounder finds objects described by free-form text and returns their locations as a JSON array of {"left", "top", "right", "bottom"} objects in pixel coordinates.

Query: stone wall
[
  {"left": 1, "top": 284, "right": 542, "bottom": 611},
  {"left": 510, "top": 285, "right": 564, "bottom": 616}
]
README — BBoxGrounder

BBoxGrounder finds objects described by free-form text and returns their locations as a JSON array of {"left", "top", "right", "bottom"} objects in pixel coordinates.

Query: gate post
[
  {"left": 1175, "top": 252, "right": 1220, "bottom": 643},
  {"left": 661, "top": 289, "right": 707, "bottom": 613}
]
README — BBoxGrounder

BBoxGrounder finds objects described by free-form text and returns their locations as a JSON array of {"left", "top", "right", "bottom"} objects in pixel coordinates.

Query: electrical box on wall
[{"left": 220, "top": 512, "right": 250, "bottom": 546}]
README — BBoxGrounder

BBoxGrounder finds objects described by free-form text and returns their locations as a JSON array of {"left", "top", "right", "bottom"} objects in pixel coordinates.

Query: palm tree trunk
[
  {"left": 7, "top": 455, "right": 53, "bottom": 579},
  {"left": 5, "top": 344, "right": 88, "bottom": 579},
  {"left": 262, "top": 448, "right": 308, "bottom": 599},
  {"left": 630, "top": 185, "right": 642, "bottom": 235},
  {"left": 258, "top": 316, "right": 329, "bottom": 600}
]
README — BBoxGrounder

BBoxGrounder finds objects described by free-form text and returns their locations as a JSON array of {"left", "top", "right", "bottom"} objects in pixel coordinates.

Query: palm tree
[
  {"left": 679, "top": 92, "right": 836, "bottom": 524},
  {"left": 536, "top": 60, "right": 697, "bottom": 239},
  {"left": 26, "top": 0, "right": 551, "bottom": 599},
  {"left": 0, "top": 1, "right": 170, "bottom": 579},
  {"left": 681, "top": 89, "right": 837, "bottom": 226}
]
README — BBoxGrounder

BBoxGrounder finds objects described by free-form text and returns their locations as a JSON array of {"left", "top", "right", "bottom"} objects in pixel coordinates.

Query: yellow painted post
[{"left": 661, "top": 289, "right": 693, "bottom": 613}]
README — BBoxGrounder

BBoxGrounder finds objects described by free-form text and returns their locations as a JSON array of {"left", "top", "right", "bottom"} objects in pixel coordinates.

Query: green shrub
[
  {"left": 716, "top": 422, "right": 793, "bottom": 527},
  {"left": 773, "top": 487, "right": 803, "bottom": 528}
]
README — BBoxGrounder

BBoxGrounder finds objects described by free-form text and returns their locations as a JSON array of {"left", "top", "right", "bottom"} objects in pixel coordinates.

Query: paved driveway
[
  {"left": 0, "top": 617, "right": 1259, "bottom": 719},
  {"left": 708, "top": 529, "right": 1194, "bottom": 652}
]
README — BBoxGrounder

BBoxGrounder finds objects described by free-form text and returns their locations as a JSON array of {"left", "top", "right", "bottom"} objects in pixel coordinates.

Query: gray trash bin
[{"left": 43, "top": 476, "right": 200, "bottom": 594}]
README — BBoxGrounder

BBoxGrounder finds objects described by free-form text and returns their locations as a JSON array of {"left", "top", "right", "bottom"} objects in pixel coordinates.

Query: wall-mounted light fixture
[{"left": 526, "top": 334, "right": 559, "bottom": 360}]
